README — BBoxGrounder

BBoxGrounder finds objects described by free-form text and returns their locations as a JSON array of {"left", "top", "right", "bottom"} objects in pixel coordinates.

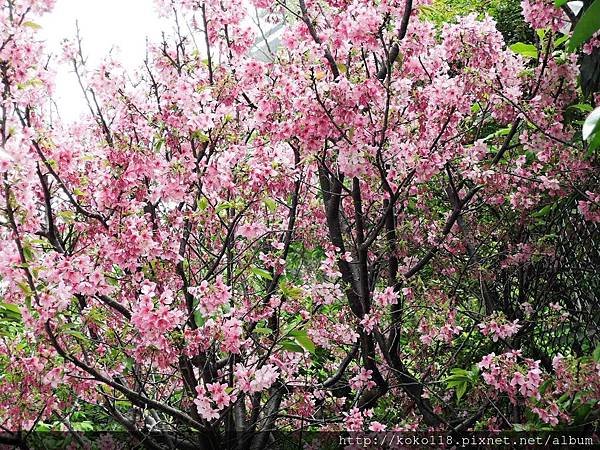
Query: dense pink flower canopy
[{"left": 0, "top": 0, "right": 599, "bottom": 446}]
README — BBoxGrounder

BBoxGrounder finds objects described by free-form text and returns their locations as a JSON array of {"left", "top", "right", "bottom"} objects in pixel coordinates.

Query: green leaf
[
  {"left": 532, "top": 204, "right": 553, "bottom": 218},
  {"left": 539, "top": 379, "right": 552, "bottom": 395},
  {"left": 72, "top": 421, "right": 94, "bottom": 432},
  {"left": 22, "top": 242, "right": 34, "bottom": 261},
  {"left": 254, "top": 326, "right": 273, "bottom": 334},
  {"left": 536, "top": 29, "right": 546, "bottom": 41},
  {"left": 17, "top": 281, "right": 32, "bottom": 296},
  {"left": 0, "top": 302, "right": 22, "bottom": 324},
  {"left": 568, "top": 0, "right": 600, "bottom": 51},
  {"left": 63, "top": 329, "right": 87, "bottom": 340},
  {"left": 483, "top": 125, "right": 513, "bottom": 142},
  {"left": 456, "top": 381, "right": 468, "bottom": 401},
  {"left": 445, "top": 367, "right": 478, "bottom": 401},
  {"left": 197, "top": 197, "right": 208, "bottom": 211},
  {"left": 194, "top": 312, "right": 206, "bottom": 327},
  {"left": 568, "top": 103, "right": 593, "bottom": 113},
  {"left": 154, "top": 137, "right": 165, "bottom": 151},
  {"left": 35, "top": 423, "right": 52, "bottom": 432},
  {"left": 558, "top": 392, "right": 570, "bottom": 405},
  {"left": 0, "top": 303, "right": 21, "bottom": 317},
  {"left": 58, "top": 210, "right": 75, "bottom": 222},
  {"left": 588, "top": 131, "right": 600, "bottom": 153},
  {"left": 112, "top": 265, "right": 125, "bottom": 277},
  {"left": 449, "top": 368, "right": 470, "bottom": 378},
  {"left": 445, "top": 377, "right": 468, "bottom": 386},
  {"left": 251, "top": 267, "right": 273, "bottom": 280},
  {"left": 289, "top": 330, "right": 316, "bottom": 353},
  {"left": 593, "top": 344, "right": 600, "bottom": 362},
  {"left": 554, "top": 0, "right": 568, "bottom": 6},
  {"left": 510, "top": 42, "right": 538, "bottom": 59},
  {"left": 554, "top": 34, "right": 570, "bottom": 48},
  {"left": 23, "top": 21, "right": 42, "bottom": 29},
  {"left": 582, "top": 107, "right": 600, "bottom": 153},
  {"left": 583, "top": 107, "right": 600, "bottom": 141},
  {"left": 263, "top": 197, "right": 277, "bottom": 212},
  {"left": 279, "top": 281, "right": 303, "bottom": 299},
  {"left": 124, "top": 357, "right": 134, "bottom": 371},
  {"left": 525, "top": 150, "right": 537, "bottom": 165},
  {"left": 469, "top": 365, "right": 480, "bottom": 381},
  {"left": 192, "top": 130, "right": 209, "bottom": 142},
  {"left": 46, "top": 159, "right": 58, "bottom": 170},
  {"left": 280, "top": 340, "right": 305, "bottom": 353},
  {"left": 573, "top": 402, "right": 593, "bottom": 423},
  {"left": 216, "top": 201, "right": 233, "bottom": 214}
]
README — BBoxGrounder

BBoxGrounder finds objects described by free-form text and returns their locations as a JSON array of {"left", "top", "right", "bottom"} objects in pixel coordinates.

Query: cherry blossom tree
[{"left": 0, "top": 0, "right": 599, "bottom": 447}]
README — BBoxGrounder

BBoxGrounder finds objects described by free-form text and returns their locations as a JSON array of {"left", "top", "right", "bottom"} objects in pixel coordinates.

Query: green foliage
[
  {"left": 289, "top": 329, "right": 316, "bottom": 353},
  {"left": 568, "top": 0, "right": 600, "bottom": 51},
  {"left": 510, "top": 42, "right": 538, "bottom": 59},
  {"left": 593, "top": 344, "right": 600, "bottom": 362},
  {"left": 0, "top": 302, "right": 21, "bottom": 323},
  {"left": 491, "top": 0, "right": 536, "bottom": 45},
  {"left": 583, "top": 106, "right": 600, "bottom": 152},
  {"left": 280, "top": 339, "right": 305, "bottom": 353},
  {"left": 422, "top": 0, "right": 535, "bottom": 44},
  {"left": 445, "top": 366, "right": 480, "bottom": 402},
  {"left": 250, "top": 266, "right": 273, "bottom": 280}
]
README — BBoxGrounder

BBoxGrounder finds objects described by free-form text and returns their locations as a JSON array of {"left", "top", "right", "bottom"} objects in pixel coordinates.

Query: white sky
[
  {"left": 37, "top": 0, "right": 281, "bottom": 122},
  {"left": 39, "top": 0, "right": 168, "bottom": 121}
]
